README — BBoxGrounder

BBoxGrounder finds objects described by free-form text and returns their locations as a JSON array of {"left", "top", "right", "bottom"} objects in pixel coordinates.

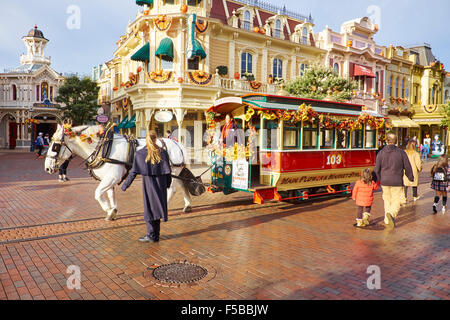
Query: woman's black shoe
[{"left": 433, "top": 205, "right": 438, "bottom": 214}]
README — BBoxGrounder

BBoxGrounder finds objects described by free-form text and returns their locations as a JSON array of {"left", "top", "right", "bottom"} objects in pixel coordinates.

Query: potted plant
[
  {"left": 243, "top": 73, "right": 255, "bottom": 81},
  {"left": 216, "top": 66, "right": 228, "bottom": 77}
]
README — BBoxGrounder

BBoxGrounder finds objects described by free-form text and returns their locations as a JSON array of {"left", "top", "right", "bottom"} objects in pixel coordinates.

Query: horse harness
[{"left": 85, "top": 123, "right": 138, "bottom": 184}]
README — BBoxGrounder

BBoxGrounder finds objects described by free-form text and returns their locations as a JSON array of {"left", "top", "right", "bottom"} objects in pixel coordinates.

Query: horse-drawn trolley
[{"left": 206, "top": 94, "right": 389, "bottom": 204}]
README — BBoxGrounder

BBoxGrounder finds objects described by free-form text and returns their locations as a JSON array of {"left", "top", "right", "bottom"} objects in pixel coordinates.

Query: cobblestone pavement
[{"left": 0, "top": 152, "right": 449, "bottom": 300}]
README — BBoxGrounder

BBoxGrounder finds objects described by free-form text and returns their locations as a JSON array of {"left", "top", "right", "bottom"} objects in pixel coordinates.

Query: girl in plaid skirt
[{"left": 431, "top": 155, "right": 449, "bottom": 214}]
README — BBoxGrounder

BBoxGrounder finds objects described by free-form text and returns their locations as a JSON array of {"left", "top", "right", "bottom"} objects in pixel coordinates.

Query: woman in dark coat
[{"left": 121, "top": 130, "right": 172, "bottom": 242}]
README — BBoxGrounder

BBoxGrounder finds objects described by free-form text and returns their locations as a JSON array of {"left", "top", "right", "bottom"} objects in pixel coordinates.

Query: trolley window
[
  {"left": 262, "top": 120, "right": 279, "bottom": 150},
  {"left": 365, "top": 126, "right": 376, "bottom": 149},
  {"left": 336, "top": 130, "right": 349, "bottom": 149},
  {"left": 320, "top": 128, "right": 335, "bottom": 149},
  {"left": 283, "top": 123, "right": 300, "bottom": 149},
  {"left": 302, "top": 122, "right": 318, "bottom": 150},
  {"left": 351, "top": 129, "right": 364, "bottom": 149}
]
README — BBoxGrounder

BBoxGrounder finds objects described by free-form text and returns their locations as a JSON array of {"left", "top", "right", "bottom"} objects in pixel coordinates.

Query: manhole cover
[{"left": 152, "top": 262, "right": 208, "bottom": 284}]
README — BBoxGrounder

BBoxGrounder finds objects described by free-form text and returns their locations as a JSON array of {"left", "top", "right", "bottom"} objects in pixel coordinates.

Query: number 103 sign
[{"left": 326, "top": 153, "right": 344, "bottom": 168}]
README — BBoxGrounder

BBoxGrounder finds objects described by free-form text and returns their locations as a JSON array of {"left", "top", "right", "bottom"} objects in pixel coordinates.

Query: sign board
[
  {"left": 96, "top": 115, "right": 109, "bottom": 123},
  {"left": 154, "top": 110, "right": 173, "bottom": 123},
  {"left": 231, "top": 159, "right": 248, "bottom": 190}
]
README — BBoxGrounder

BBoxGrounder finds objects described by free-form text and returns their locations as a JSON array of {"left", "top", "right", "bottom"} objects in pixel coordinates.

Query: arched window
[
  {"left": 274, "top": 19, "right": 282, "bottom": 38},
  {"left": 333, "top": 63, "right": 339, "bottom": 75},
  {"left": 12, "top": 85, "right": 17, "bottom": 101},
  {"left": 241, "top": 52, "right": 253, "bottom": 75},
  {"left": 273, "top": 58, "right": 282, "bottom": 79},
  {"left": 302, "top": 27, "right": 308, "bottom": 45},
  {"left": 432, "top": 87, "right": 435, "bottom": 104},
  {"left": 41, "top": 82, "right": 49, "bottom": 101},
  {"left": 243, "top": 10, "right": 251, "bottom": 31}
]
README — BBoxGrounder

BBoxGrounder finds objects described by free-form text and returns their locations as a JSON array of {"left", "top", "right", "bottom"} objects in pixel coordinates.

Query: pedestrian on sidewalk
[
  {"left": 374, "top": 132, "right": 414, "bottom": 228},
  {"left": 42, "top": 134, "right": 50, "bottom": 156},
  {"left": 431, "top": 155, "right": 449, "bottom": 214},
  {"left": 352, "top": 168, "right": 379, "bottom": 227},
  {"left": 121, "top": 129, "right": 172, "bottom": 243},
  {"left": 404, "top": 140, "right": 422, "bottom": 203},
  {"left": 35, "top": 133, "right": 45, "bottom": 158},
  {"left": 58, "top": 155, "right": 73, "bottom": 182}
]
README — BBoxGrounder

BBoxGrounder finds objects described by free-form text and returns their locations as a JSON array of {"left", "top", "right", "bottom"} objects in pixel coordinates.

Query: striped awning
[
  {"left": 136, "top": 0, "right": 153, "bottom": 6},
  {"left": 398, "top": 116, "right": 420, "bottom": 128},
  {"left": 124, "top": 114, "right": 136, "bottom": 129},
  {"left": 117, "top": 115, "right": 129, "bottom": 129},
  {"left": 155, "top": 38, "right": 174, "bottom": 62},
  {"left": 131, "top": 42, "right": 150, "bottom": 62},
  {"left": 192, "top": 39, "right": 207, "bottom": 60}
]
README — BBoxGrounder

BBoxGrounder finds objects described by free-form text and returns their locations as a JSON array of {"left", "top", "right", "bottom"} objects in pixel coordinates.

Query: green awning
[
  {"left": 192, "top": 39, "right": 207, "bottom": 60},
  {"left": 124, "top": 114, "right": 136, "bottom": 129},
  {"left": 117, "top": 115, "right": 129, "bottom": 129},
  {"left": 155, "top": 38, "right": 174, "bottom": 62},
  {"left": 131, "top": 42, "right": 150, "bottom": 62},
  {"left": 136, "top": 0, "right": 153, "bottom": 6}
]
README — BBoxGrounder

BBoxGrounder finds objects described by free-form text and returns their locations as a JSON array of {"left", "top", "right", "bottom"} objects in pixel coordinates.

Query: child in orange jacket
[{"left": 352, "top": 168, "right": 380, "bottom": 227}]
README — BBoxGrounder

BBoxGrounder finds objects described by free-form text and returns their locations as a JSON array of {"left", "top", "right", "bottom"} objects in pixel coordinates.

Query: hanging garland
[
  {"left": 195, "top": 19, "right": 209, "bottom": 34},
  {"left": 123, "top": 98, "right": 129, "bottom": 111},
  {"left": 187, "top": 71, "right": 213, "bottom": 86},
  {"left": 25, "top": 118, "right": 40, "bottom": 124},
  {"left": 155, "top": 15, "right": 172, "bottom": 32},
  {"left": 249, "top": 80, "right": 262, "bottom": 91},
  {"left": 129, "top": 72, "right": 138, "bottom": 86},
  {"left": 211, "top": 104, "right": 389, "bottom": 132},
  {"left": 146, "top": 70, "right": 173, "bottom": 84}
]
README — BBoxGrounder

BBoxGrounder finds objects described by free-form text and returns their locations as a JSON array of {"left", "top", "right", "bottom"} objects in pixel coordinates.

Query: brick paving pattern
[{"left": 0, "top": 152, "right": 449, "bottom": 300}]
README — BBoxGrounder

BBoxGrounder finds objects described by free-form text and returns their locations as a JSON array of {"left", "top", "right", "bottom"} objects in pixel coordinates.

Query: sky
[{"left": 0, "top": 0, "right": 449, "bottom": 76}]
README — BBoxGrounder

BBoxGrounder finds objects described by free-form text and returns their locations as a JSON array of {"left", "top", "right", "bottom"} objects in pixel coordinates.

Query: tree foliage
[
  {"left": 286, "top": 63, "right": 358, "bottom": 102},
  {"left": 55, "top": 76, "right": 99, "bottom": 126},
  {"left": 441, "top": 101, "right": 450, "bottom": 128}
]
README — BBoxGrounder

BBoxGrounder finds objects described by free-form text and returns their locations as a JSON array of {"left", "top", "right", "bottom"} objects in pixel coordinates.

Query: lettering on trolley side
[{"left": 280, "top": 171, "right": 360, "bottom": 185}]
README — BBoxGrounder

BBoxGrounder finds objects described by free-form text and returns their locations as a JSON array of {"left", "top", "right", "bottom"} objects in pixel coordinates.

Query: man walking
[
  {"left": 35, "top": 133, "right": 45, "bottom": 159},
  {"left": 374, "top": 133, "right": 414, "bottom": 228}
]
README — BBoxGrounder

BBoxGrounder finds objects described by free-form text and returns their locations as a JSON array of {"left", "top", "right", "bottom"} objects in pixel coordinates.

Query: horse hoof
[
  {"left": 105, "top": 208, "right": 117, "bottom": 221},
  {"left": 183, "top": 206, "right": 192, "bottom": 213}
]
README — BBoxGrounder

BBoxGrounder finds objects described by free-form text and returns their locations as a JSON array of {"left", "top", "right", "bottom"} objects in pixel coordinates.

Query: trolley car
[{"left": 206, "top": 94, "right": 388, "bottom": 204}]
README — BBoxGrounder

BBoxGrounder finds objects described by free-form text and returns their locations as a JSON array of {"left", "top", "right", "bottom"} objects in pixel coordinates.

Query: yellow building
[
  {"left": 406, "top": 44, "right": 447, "bottom": 147},
  {"left": 383, "top": 45, "right": 418, "bottom": 147},
  {"left": 100, "top": 0, "right": 326, "bottom": 163}
]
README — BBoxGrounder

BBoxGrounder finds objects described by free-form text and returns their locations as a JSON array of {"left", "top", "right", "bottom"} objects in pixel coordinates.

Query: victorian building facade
[
  {"left": 405, "top": 44, "right": 447, "bottom": 147},
  {"left": 0, "top": 26, "right": 64, "bottom": 149},
  {"left": 99, "top": 0, "right": 326, "bottom": 162},
  {"left": 315, "top": 17, "right": 390, "bottom": 113}
]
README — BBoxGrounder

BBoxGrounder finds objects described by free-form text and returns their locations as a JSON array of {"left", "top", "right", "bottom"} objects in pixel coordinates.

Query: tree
[
  {"left": 440, "top": 101, "right": 450, "bottom": 128},
  {"left": 55, "top": 76, "right": 100, "bottom": 125},
  {"left": 286, "top": 63, "right": 358, "bottom": 102}
]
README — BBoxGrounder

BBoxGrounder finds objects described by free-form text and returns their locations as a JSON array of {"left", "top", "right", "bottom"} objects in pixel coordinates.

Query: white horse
[{"left": 44, "top": 124, "right": 192, "bottom": 220}]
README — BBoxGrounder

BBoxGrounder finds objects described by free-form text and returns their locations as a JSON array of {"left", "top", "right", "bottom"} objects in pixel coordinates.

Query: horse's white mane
[{"left": 71, "top": 125, "right": 102, "bottom": 136}]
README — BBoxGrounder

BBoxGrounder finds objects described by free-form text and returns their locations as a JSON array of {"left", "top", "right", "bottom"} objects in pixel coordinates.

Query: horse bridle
[{"left": 48, "top": 126, "right": 89, "bottom": 161}]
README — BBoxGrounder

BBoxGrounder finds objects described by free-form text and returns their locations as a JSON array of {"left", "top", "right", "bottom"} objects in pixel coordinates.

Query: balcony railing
[{"left": 235, "top": 0, "right": 313, "bottom": 23}]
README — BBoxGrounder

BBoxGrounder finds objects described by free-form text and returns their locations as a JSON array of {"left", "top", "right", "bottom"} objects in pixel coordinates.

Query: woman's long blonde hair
[
  {"left": 145, "top": 130, "right": 162, "bottom": 164},
  {"left": 405, "top": 140, "right": 417, "bottom": 155}
]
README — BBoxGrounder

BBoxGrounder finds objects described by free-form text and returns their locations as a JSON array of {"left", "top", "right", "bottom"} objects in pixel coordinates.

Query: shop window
[
  {"left": 351, "top": 130, "right": 363, "bottom": 149},
  {"left": 163, "top": 0, "right": 175, "bottom": 4},
  {"left": 188, "top": 56, "right": 199, "bottom": 70},
  {"left": 336, "top": 130, "right": 349, "bottom": 149},
  {"left": 302, "top": 122, "right": 318, "bottom": 150},
  {"left": 241, "top": 52, "right": 253, "bottom": 75},
  {"left": 333, "top": 63, "right": 339, "bottom": 75},
  {"left": 273, "top": 58, "right": 282, "bottom": 79},
  {"left": 283, "top": 124, "right": 300, "bottom": 149},
  {"left": 187, "top": 0, "right": 202, "bottom": 6},
  {"left": 320, "top": 128, "right": 335, "bottom": 149},
  {"left": 262, "top": 120, "right": 278, "bottom": 150},
  {"left": 186, "top": 126, "right": 194, "bottom": 148},
  {"left": 365, "top": 127, "right": 376, "bottom": 149}
]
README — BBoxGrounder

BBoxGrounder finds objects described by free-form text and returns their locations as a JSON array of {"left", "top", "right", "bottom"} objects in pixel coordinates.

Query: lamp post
[{"left": 29, "top": 106, "right": 34, "bottom": 152}]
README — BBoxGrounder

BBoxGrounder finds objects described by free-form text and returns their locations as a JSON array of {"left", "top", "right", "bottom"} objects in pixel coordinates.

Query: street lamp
[{"left": 29, "top": 106, "right": 34, "bottom": 152}]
